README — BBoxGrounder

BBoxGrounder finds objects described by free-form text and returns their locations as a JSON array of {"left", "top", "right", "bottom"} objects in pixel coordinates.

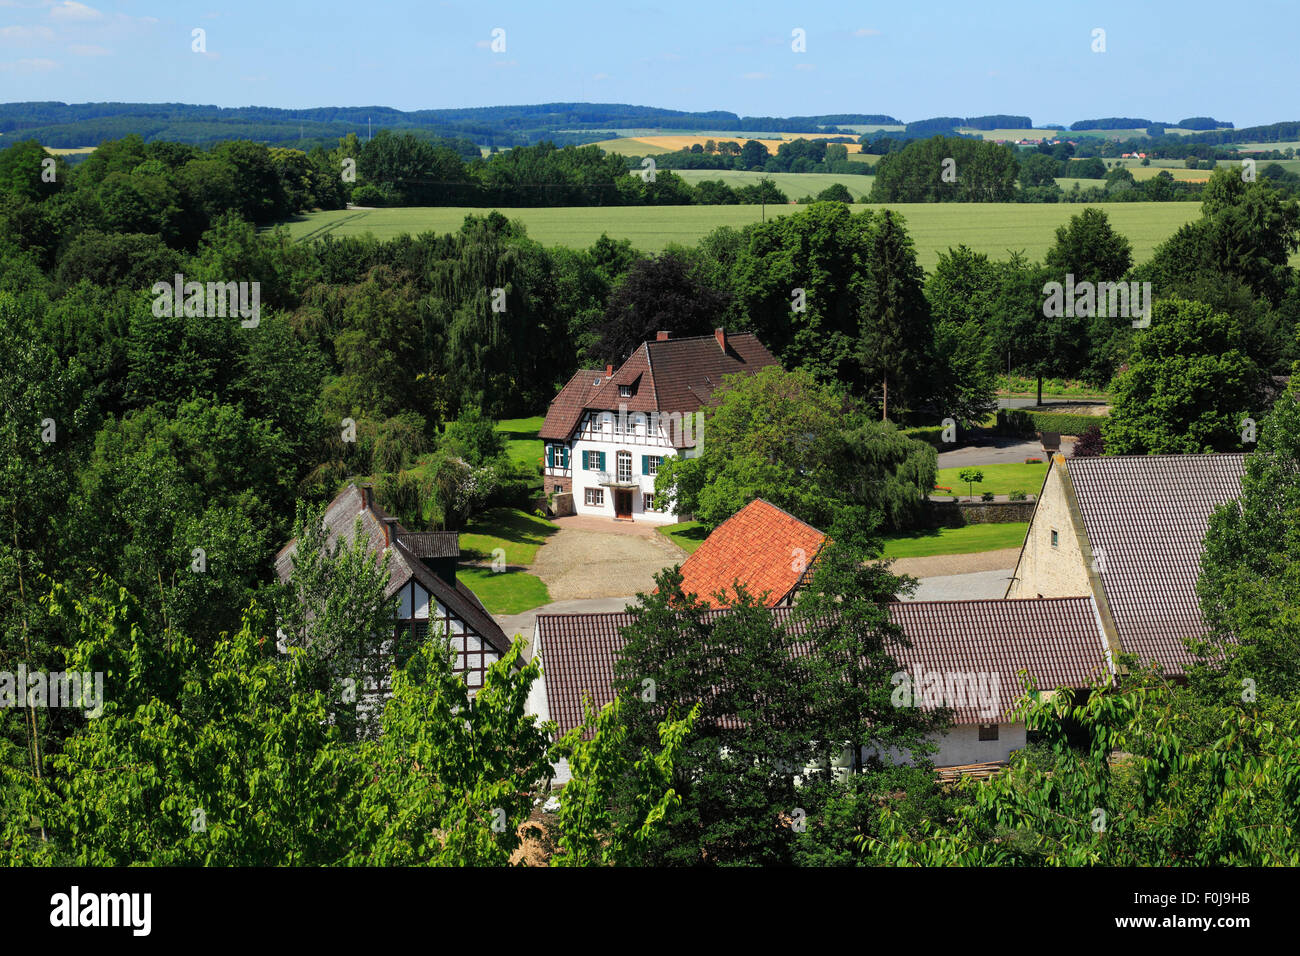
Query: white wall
[
  {"left": 865, "top": 723, "right": 1028, "bottom": 767},
  {"left": 569, "top": 410, "right": 685, "bottom": 524}
]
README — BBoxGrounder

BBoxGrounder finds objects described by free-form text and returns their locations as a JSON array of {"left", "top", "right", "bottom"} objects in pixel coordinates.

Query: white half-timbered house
[{"left": 539, "top": 329, "right": 780, "bottom": 523}]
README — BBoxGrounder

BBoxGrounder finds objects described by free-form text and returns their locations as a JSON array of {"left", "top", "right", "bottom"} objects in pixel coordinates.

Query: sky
[{"left": 0, "top": 0, "right": 1293, "bottom": 128}]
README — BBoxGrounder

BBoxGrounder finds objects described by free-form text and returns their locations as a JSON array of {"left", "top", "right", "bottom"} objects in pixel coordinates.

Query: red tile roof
[
  {"left": 675, "top": 499, "right": 826, "bottom": 607},
  {"left": 1065, "top": 454, "right": 1245, "bottom": 674},
  {"left": 536, "top": 597, "right": 1111, "bottom": 736}
]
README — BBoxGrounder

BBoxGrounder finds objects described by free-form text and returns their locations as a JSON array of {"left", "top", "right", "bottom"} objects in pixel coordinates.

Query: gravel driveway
[{"left": 531, "top": 521, "right": 687, "bottom": 602}]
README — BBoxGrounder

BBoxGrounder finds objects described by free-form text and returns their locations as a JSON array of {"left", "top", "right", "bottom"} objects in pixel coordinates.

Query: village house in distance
[{"left": 539, "top": 329, "right": 779, "bottom": 523}]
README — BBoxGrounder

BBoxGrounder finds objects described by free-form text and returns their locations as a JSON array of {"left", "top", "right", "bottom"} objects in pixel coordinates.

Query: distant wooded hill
[
  {"left": 6, "top": 101, "right": 1296, "bottom": 151},
  {"left": 0, "top": 102, "right": 902, "bottom": 149}
]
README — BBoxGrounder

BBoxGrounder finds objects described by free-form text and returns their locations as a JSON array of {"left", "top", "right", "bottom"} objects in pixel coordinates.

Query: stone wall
[{"left": 924, "top": 498, "right": 1038, "bottom": 528}]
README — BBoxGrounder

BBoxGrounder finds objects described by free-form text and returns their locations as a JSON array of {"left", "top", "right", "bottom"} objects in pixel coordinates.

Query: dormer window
[{"left": 619, "top": 385, "right": 631, "bottom": 398}]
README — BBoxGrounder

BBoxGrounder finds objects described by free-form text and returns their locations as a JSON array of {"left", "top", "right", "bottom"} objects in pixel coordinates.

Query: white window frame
[
  {"left": 617, "top": 450, "right": 632, "bottom": 483},
  {"left": 585, "top": 488, "right": 604, "bottom": 506},
  {"left": 643, "top": 493, "right": 656, "bottom": 512},
  {"left": 647, "top": 455, "right": 662, "bottom": 476}
]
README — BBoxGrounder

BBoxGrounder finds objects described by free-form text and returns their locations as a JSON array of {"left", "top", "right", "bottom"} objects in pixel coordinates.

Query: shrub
[
  {"left": 375, "top": 470, "right": 426, "bottom": 529},
  {"left": 1009, "top": 490, "right": 1028, "bottom": 501},
  {"left": 996, "top": 408, "right": 1108, "bottom": 438},
  {"left": 373, "top": 415, "right": 427, "bottom": 474},
  {"left": 350, "top": 183, "right": 387, "bottom": 206},
  {"left": 1025, "top": 457, "right": 1043, "bottom": 464},
  {"left": 981, "top": 491, "right": 995, "bottom": 502},
  {"left": 1072, "top": 424, "right": 1106, "bottom": 457}
]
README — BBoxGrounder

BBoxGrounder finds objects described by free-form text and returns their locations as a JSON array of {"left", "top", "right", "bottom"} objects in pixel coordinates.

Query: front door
[{"left": 614, "top": 488, "right": 633, "bottom": 519}]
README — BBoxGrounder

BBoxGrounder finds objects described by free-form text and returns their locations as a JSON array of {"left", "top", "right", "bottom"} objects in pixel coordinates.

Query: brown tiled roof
[
  {"left": 275, "top": 484, "right": 512, "bottom": 659},
  {"left": 888, "top": 598, "right": 1112, "bottom": 723},
  {"left": 1065, "top": 454, "right": 1245, "bottom": 674},
  {"left": 675, "top": 499, "right": 826, "bottom": 607},
  {"left": 539, "top": 368, "right": 609, "bottom": 441},
  {"left": 537, "top": 597, "right": 1110, "bottom": 736},
  {"left": 540, "top": 333, "right": 780, "bottom": 444}
]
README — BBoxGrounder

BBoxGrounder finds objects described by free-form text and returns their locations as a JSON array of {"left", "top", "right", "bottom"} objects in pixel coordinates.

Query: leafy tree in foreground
[
  {"left": 549, "top": 697, "right": 698, "bottom": 866},
  {"left": 1197, "top": 383, "right": 1300, "bottom": 699},
  {"left": 869, "top": 679, "right": 1300, "bottom": 866}
]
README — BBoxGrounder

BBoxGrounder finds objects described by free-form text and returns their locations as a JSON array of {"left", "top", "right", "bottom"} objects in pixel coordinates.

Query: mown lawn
[
  {"left": 459, "top": 506, "right": 557, "bottom": 565},
  {"left": 880, "top": 522, "right": 1029, "bottom": 559},
  {"left": 457, "top": 565, "right": 551, "bottom": 615},
  {"left": 658, "top": 521, "right": 709, "bottom": 554},
  {"left": 936, "top": 462, "right": 1049, "bottom": 498},
  {"left": 496, "top": 415, "right": 544, "bottom": 471}
]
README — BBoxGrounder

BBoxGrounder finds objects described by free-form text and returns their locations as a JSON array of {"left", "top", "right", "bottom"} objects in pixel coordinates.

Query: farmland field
[
  {"left": 672, "top": 169, "right": 874, "bottom": 200},
  {"left": 592, "top": 134, "right": 865, "bottom": 155},
  {"left": 285, "top": 202, "right": 1202, "bottom": 268}
]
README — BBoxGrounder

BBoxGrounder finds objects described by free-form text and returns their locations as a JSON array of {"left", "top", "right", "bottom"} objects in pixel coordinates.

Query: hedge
[{"left": 996, "top": 408, "right": 1107, "bottom": 437}]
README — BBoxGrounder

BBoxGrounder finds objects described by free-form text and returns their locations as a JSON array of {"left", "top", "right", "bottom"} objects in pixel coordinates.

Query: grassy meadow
[
  {"left": 880, "top": 522, "right": 1030, "bottom": 559},
  {"left": 936, "top": 462, "right": 1049, "bottom": 498},
  {"left": 285, "top": 201, "right": 1202, "bottom": 267}
]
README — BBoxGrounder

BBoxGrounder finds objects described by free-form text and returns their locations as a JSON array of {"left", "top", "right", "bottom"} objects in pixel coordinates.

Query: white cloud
[
  {"left": 742, "top": 71, "right": 770, "bottom": 80},
  {"left": 794, "top": 62, "right": 815, "bottom": 71},
  {"left": 854, "top": 28, "right": 881, "bottom": 37},
  {"left": 48, "top": 1, "right": 103, "bottom": 21},
  {"left": 592, "top": 72, "right": 610, "bottom": 80},
  {"left": 1, "top": 24, "right": 55, "bottom": 41},
  {"left": 68, "top": 42, "right": 109, "bottom": 55},
  {"left": 0, "top": 56, "right": 59, "bottom": 71}
]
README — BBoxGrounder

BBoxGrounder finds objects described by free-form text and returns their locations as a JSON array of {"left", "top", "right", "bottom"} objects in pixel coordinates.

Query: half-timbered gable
[{"left": 275, "top": 484, "right": 513, "bottom": 695}]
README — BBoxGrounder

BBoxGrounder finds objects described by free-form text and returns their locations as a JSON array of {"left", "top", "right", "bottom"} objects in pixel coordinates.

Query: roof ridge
[{"left": 747, "top": 498, "right": 826, "bottom": 535}]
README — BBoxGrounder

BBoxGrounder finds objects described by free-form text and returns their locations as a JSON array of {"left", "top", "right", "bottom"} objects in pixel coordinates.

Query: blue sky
[{"left": 0, "top": 0, "right": 1292, "bottom": 127}]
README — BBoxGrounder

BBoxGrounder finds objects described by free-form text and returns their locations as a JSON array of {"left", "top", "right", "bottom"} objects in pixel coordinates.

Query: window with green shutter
[
  {"left": 546, "top": 445, "right": 554, "bottom": 468},
  {"left": 599, "top": 451, "right": 607, "bottom": 471},
  {"left": 641, "top": 455, "right": 649, "bottom": 475}
]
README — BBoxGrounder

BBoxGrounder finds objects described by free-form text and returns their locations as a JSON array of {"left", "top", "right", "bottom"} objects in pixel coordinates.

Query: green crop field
[
  {"left": 285, "top": 202, "right": 1201, "bottom": 267},
  {"left": 593, "top": 138, "right": 675, "bottom": 155},
  {"left": 671, "top": 169, "right": 874, "bottom": 200}
]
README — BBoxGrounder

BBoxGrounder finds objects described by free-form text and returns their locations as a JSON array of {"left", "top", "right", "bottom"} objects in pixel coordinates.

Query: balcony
[{"left": 595, "top": 470, "right": 639, "bottom": 488}]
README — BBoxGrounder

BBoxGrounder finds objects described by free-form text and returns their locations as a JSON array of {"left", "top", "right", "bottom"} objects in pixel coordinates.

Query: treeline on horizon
[{"left": 17, "top": 100, "right": 1300, "bottom": 152}]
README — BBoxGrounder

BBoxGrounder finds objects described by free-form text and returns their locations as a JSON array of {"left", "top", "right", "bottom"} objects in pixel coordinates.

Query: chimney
[
  {"left": 656, "top": 330, "right": 670, "bottom": 341},
  {"left": 361, "top": 483, "right": 374, "bottom": 511},
  {"left": 605, "top": 364, "right": 613, "bottom": 377},
  {"left": 714, "top": 327, "right": 727, "bottom": 352},
  {"left": 382, "top": 517, "right": 398, "bottom": 547}
]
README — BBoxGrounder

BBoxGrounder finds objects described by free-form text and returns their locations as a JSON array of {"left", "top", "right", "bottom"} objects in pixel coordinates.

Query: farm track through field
[{"left": 291, "top": 209, "right": 369, "bottom": 242}]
